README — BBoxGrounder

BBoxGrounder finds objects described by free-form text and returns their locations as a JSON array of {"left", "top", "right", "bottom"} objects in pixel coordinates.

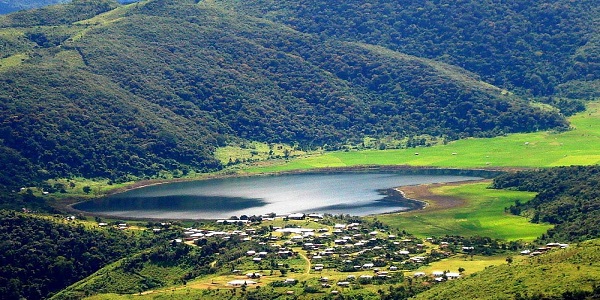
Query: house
[
  {"left": 246, "top": 272, "right": 261, "bottom": 278},
  {"left": 308, "top": 213, "right": 324, "bottom": 219},
  {"left": 362, "top": 263, "right": 374, "bottom": 269},
  {"left": 284, "top": 278, "right": 297, "bottom": 284},
  {"left": 432, "top": 271, "right": 444, "bottom": 277},
  {"left": 446, "top": 272, "right": 460, "bottom": 279},
  {"left": 337, "top": 281, "right": 350, "bottom": 287},
  {"left": 228, "top": 280, "right": 257, "bottom": 286},
  {"left": 278, "top": 250, "right": 292, "bottom": 257},
  {"left": 287, "top": 213, "right": 305, "bottom": 220}
]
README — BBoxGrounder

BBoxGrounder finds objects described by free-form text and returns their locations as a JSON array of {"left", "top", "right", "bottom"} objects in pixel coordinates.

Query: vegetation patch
[
  {"left": 372, "top": 182, "right": 552, "bottom": 241},
  {"left": 243, "top": 101, "right": 600, "bottom": 173}
]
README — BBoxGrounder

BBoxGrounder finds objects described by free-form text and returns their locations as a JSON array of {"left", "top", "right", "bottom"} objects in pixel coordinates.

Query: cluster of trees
[
  {"left": 222, "top": 0, "right": 599, "bottom": 97},
  {"left": 493, "top": 166, "right": 600, "bottom": 242},
  {"left": 0, "top": 210, "right": 161, "bottom": 299},
  {"left": 61, "top": 241, "right": 226, "bottom": 297},
  {"left": 0, "top": 65, "right": 222, "bottom": 189},
  {"left": 0, "top": 0, "right": 117, "bottom": 26}
]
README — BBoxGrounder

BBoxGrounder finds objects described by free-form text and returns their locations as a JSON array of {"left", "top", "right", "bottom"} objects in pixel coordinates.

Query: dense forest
[
  {"left": 1, "top": 0, "right": 588, "bottom": 189},
  {"left": 0, "top": 210, "right": 180, "bottom": 299},
  {"left": 492, "top": 166, "right": 600, "bottom": 242},
  {"left": 219, "top": 0, "right": 600, "bottom": 97}
]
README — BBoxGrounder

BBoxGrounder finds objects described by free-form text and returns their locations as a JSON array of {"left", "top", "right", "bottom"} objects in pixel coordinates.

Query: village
[{"left": 124, "top": 212, "right": 570, "bottom": 294}]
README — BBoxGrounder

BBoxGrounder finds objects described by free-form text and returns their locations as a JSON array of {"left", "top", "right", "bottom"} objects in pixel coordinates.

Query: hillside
[
  {"left": 413, "top": 239, "right": 600, "bottom": 300},
  {"left": 493, "top": 166, "right": 600, "bottom": 242},
  {"left": 219, "top": 0, "right": 600, "bottom": 97},
  {"left": 0, "top": 0, "right": 574, "bottom": 189},
  {"left": 0, "top": 210, "right": 165, "bottom": 299},
  {"left": 0, "top": 0, "right": 68, "bottom": 15}
]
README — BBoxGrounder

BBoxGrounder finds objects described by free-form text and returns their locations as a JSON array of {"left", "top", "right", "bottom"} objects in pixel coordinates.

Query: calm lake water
[{"left": 74, "top": 172, "right": 481, "bottom": 219}]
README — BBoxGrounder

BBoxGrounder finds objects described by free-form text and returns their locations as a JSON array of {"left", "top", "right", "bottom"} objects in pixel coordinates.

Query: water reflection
[{"left": 74, "top": 171, "right": 482, "bottom": 219}]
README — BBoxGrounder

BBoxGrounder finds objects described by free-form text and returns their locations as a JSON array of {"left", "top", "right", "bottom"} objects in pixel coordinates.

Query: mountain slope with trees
[
  {"left": 0, "top": 0, "right": 69, "bottom": 15},
  {"left": 492, "top": 166, "right": 600, "bottom": 243},
  {"left": 219, "top": 0, "right": 599, "bottom": 97},
  {"left": 0, "top": 210, "right": 175, "bottom": 299},
  {"left": 0, "top": 0, "right": 573, "bottom": 189}
]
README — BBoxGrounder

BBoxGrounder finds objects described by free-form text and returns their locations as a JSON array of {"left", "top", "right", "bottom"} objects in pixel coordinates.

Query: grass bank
[
  {"left": 371, "top": 182, "right": 552, "bottom": 241},
  {"left": 240, "top": 101, "right": 600, "bottom": 173}
]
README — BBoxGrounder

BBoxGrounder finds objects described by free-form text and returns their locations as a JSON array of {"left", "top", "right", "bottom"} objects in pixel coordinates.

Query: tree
[
  {"left": 506, "top": 256, "right": 513, "bottom": 265},
  {"left": 82, "top": 186, "right": 92, "bottom": 194}
]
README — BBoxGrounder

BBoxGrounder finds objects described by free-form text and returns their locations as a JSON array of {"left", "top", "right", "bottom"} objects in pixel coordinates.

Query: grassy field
[
  {"left": 413, "top": 239, "right": 600, "bottom": 300},
  {"left": 240, "top": 101, "right": 600, "bottom": 173},
  {"left": 413, "top": 253, "right": 526, "bottom": 277},
  {"left": 371, "top": 182, "right": 552, "bottom": 241}
]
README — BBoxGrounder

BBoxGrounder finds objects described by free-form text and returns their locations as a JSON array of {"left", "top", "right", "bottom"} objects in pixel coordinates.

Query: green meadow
[
  {"left": 370, "top": 182, "right": 552, "bottom": 241},
  {"left": 242, "top": 101, "right": 600, "bottom": 173}
]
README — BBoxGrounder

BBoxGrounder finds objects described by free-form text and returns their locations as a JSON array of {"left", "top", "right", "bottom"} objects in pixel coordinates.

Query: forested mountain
[
  {"left": 0, "top": 0, "right": 594, "bottom": 188},
  {"left": 219, "top": 0, "right": 600, "bottom": 97}
]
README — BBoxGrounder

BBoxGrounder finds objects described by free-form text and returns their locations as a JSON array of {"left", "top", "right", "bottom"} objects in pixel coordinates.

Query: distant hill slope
[
  {"left": 0, "top": 0, "right": 69, "bottom": 15},
  {"left": 218, "top": 0, "right": 600, "bottom": 97},
  {"left": 0, "top": 0, "right": 571, "bottom": 188},
  {"left": 0, "top": 0, "right": 138, "bottom": 14}
]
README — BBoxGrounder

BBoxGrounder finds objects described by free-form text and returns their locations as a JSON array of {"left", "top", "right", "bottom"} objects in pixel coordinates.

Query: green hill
[
  {"left": 0, "top": 0, "right": 69, "bottom": 15},
  {"left": 218, "top": 0, "right": 600, "bottom": 97},
  {"left": 412, "top": 239, "right": 600, "bottom": 300},
  {"left": 0, "top": 0, "right": 574, "bottom": 189}
]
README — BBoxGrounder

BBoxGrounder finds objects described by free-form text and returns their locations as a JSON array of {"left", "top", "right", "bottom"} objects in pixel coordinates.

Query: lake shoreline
[
  {"left": 394, "top": 179, "right": 489, "bottom": 213},
  {"left": 64, "top": 166, "right": 501, "bottom": 220}
]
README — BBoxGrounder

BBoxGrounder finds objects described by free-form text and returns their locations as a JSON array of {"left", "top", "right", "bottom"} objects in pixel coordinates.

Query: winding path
[{"left": 297, "top": 252, "right": 311, "bottom": 274}]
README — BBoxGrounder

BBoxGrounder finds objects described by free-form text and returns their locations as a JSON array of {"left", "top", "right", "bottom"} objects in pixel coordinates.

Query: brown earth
[{"left": 398, "top": 179, "right": 490, "bottom": 212}]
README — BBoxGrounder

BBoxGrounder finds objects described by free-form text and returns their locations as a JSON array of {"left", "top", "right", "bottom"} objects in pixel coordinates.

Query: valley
[{"left": 0, "top": 0, "right": 599, "bottom": 299}]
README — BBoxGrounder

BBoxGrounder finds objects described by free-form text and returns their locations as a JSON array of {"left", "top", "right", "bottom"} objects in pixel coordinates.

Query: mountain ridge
[{"left": 0, "top": 0, "right": 583, "bottom": 188}]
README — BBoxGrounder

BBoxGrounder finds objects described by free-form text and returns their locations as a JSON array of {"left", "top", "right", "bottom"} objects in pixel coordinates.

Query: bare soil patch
[{"left": 399, "top": 179, "right": 489, "bottom": 212}]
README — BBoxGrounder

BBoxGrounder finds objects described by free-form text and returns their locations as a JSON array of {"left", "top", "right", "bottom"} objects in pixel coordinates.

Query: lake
[{"left": 74, "top": 171, "right": 483, "bottom": 219}]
